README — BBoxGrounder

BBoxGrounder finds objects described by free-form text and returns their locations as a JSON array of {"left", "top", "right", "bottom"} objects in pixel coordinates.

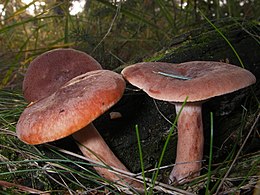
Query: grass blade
[
  {"left": 205, "top": 112, "right": 214, "bottom": 194},
  {"left": 135, "top": 125, "right": 147, "bottom": 194},
  {"left": 198, "top": 10, "right": 245, "bottom": 68},
  {"left": 215, "top": 109, "right": 260, "bottom": 194},
  {"left": 154, "top": 0, "right": 175, "bottom": 29},
  {"left": 150, "top": 97, "right": 188, "bottom": 193},
  {"left": 95, "top": 0, "right": 167, "bottom": 35}
]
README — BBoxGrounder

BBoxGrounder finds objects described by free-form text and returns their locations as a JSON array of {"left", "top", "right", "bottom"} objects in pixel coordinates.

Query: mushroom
[
  {"left": 17, "top": 70, "right": 143, "bottom": 191},
  {"left": 121, "top": 61, "right": 256, "bottom": 184},
  {"left": 23, "top": 48, "right": 102, "bottom": 102}
]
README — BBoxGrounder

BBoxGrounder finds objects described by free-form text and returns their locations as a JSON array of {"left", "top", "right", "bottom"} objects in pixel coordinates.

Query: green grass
[
  {"left": 199, "top": 10, "right": 245, "bottom": 69},
  {"left": 205, "top": 112, "right": 214, "bottom": 195},
  {"left": 0, "top": 125, "right": 121, "bottom": 194},
  {"left": 0, "top": 0, "right": 259, "bottom": 194},
  {"left": 135, "top": 125, "right": 147, "bottom": 194}
]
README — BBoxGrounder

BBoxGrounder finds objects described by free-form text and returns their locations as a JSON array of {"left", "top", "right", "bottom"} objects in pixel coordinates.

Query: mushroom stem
[
  {"left": 169, "top": 103, "right": 204, "bottom": 184},
  {"left": 72, "top": 123, "right": 143, "bottom": 191}
]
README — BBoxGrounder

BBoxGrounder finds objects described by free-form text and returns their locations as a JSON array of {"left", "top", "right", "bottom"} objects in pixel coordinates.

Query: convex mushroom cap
[
  {"left": 23, "top": 48, "right": 102, "bottom": 102},
  {"left": 17, "top": 70, "right": 125, "bottom": 145},
  {"left": 121, "top": 61, "right": 256, "bottom": 102}
]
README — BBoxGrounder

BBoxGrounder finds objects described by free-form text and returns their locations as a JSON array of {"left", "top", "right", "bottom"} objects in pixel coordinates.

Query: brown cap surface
[
  {"left": 121, "top": 61, "right": 256, "bottom": 102},
  {"left": 23, "top": 48, "right": 102, "bottom": 102},
  {"left": 17, "top": 70, "right": 125, "bottom": 145}
]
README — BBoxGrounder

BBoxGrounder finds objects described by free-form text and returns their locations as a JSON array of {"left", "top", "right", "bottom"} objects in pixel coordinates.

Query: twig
[
  {"left": 153, "top": 99, "right": 173, "bottom": 125},
  {"left": 44, "top": 144, "right": 137, "bottom": 178},
  {"left": 91, "top": 1, "right": 121, "bottom": 54},
  {"left": 135, "top": 160, "right": 206, "bottom": 176},
  {"left": 0, "top": 180, "right": 50, "bottom": 194}
]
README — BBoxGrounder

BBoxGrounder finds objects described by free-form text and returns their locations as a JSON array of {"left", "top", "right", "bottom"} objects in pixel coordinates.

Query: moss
[{"left": 144, "top": 19, "right": 259, "bottom": 72}]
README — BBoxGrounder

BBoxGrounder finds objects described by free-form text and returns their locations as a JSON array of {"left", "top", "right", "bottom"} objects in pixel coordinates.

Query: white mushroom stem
[
  {"left": 169, "top": 102, "right": 204, "bottom": 184},
  {"left": 72, "top": 123, "right": 143, "bottom": 190}
]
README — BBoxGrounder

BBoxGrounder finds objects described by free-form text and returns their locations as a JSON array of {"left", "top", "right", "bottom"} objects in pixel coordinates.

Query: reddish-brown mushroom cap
[
  {"left": 121, "top": 61, "right": 256, "bottom": 102},
  {"left": 17, "top": 70, "right": 125, "bottom": 145},
  {"left": 121, "top": 61, "right": 256, "bottom": 184},
  {"left": 23, "top": 48, "right": 102, "bottom": 102}
]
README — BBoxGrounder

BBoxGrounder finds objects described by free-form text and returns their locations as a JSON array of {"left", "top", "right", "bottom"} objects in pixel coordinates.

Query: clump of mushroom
[
  {"left": 17, "top": 49, "right": 144, "bottom": 192},
  {"left": 121, "top": 61, "right": 256, "bottom": 184}
]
